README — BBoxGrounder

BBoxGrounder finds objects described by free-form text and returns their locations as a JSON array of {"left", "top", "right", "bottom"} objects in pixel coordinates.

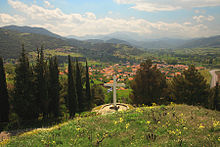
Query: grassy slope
[
  {"left": 199, "top": 69, "right": 212, "bottom": 84},
  {"left": 3, "top": 104, "right": 220, "bottom": 146}
]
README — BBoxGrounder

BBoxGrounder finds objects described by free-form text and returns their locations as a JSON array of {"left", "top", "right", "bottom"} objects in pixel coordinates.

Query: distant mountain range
[
  {"left": 0, "top": 25, "right": 220, "bottom": 60},
  {"left": 0, "top": 26, "right": 143, "bottom": 62},
  {"left": 66, "top": 30, "right": 220, "bottom": 49}
]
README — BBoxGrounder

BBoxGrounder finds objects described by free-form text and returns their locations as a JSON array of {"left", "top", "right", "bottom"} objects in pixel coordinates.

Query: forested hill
[
  {"left": 1, "top": 25, "right": 62, "bottom": 39},
  {"left": 0, "top": 28, "right": 144, "bottom": 62},
  {"left": 179, "top": 35, "right": 220, "bottom": 48}
]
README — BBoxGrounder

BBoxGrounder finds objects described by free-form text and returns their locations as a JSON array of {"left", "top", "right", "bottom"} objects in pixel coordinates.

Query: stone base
[{"left": 93, "top": 103, "right": 130, "bottom": 115}]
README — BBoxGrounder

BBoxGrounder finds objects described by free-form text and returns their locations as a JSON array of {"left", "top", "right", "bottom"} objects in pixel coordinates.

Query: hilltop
[{"left": 2, "top": 104, "right": 220, "bottom": 146}]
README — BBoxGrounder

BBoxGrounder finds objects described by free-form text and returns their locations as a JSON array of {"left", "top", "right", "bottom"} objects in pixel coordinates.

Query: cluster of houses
[{"left": 59, "top": 61, "right": 205, "bottom": 90}]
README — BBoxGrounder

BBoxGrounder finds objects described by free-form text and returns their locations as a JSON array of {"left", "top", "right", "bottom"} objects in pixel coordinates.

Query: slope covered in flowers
[{"left": 3, "top": 104, "right": 220, "bottom": 146}]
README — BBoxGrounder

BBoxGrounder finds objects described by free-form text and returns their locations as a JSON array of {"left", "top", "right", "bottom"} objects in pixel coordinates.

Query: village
[{"left": 87, "top": 61, "right": 205, "bottom": 90}]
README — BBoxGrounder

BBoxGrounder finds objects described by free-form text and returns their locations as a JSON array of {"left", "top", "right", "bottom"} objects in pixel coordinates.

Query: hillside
[
  {"left": 3, "top": 104, "right": 220, "bottom": 146},
  {"left": 1, "top": 25, "right": 62, "bottom": 39},
  {"left": 179, "top": 35, "right": 220, "bottom": 48},
  {"left": 0, "top": 28, "right": 75, "bottom": 58},
  {"left": 0, "top": 28, "right": 144, "bottom": 62}
]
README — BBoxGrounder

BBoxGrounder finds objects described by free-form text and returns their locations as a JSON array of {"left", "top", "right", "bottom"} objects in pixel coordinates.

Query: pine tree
[
  {"left": 130, "top": 59, "right": 167, "bottom": 105},
  {"left": 0, "top": 57, "right": 10, "bottom": 122},
  {"left": 13, "top": 45, "right": 38, "bottom": 120},
  {"left": 171, "top": 65, "right": 209, "bottom": 107},
  {"left": 34, "top": 46, "right": 48, "bottom": 118},
  {"left": 67, "top": 55, "right": 77, "bottom": 117},
  {"left": 85, "top": 59, "right": 91, "bottom": 110},
  {"left": 75, "top": 58, "right": 84, "bottom": 112},
  {"left": 48, "top": 56, "right": 60, "bottom": 118}
]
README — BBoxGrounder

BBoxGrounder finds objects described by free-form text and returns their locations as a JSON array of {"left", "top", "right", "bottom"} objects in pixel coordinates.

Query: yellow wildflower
[
  {"left": 213, "top": 120, "right": 219, "bottom": 128},
  {"left": 126, "top": 123, "right": 130, "bottom": 129},
  {"left": 199, "top": 124, "right": 205, "bottom": 129},
  {"left": 183, "top": 127, "right": 187, "bottom": 130},
  {"left": 146, "top": 121, "right": 151, "bottom": 124},
  {"left": 114, "top": 121, "right": 118, "bottom": 124},
  {"left": 119, "top": 118, "right": 123, "bottom": 123}
]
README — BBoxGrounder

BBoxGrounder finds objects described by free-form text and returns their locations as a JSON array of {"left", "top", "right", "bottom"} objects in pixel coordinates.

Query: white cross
[{"left": 104, "top": 75, "right": 125, "bottom": 108}]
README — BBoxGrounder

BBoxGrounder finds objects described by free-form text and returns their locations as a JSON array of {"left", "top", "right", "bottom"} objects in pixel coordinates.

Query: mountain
[
  {"left": 0, "top": 28, "right": 144, "bottom": 63},
  {"left": 67, "top": 32, "right": 220, "bottom": 49},
  {"left": 179, "top": 35, "right": 220, "bottom": 48},
  {"left": 0, "top": 28, "right": 81, "bottom": 58},
  {"left": 1, "top": 25, "right": 62, "bottom": 39},
  {"left": 105, "top": 38, "right": 131, "bottom": 45}
]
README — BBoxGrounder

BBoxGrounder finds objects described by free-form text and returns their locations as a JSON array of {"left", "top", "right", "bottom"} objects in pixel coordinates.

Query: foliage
[
  {"left": 75, "top": 58, "right": 84, "bottom": 112},
  {"left": 91, "top": 84, "right": 105, "bottom": 107},
  {"left": 0, "top": 57, "right": 10, "bottom": 123},
  {"left": 130, "top": 59, "right": 167, "bottom": 105},
  {"left": 48, "top": 56, "right": 60, "bottom": 118},
  {"left": 33, "top": 46, "right": 48, "bottom": 118},
  {"left": 170, "top": 65, "right": 210, "bottom": 107},
  {"left": 67, "top": 55, "right": 77, "bottom": 117},
  {"left": 85, "top": 59, "right": 91, "bottom": 109},
  {"left": 13, "top": 45, "right": 38, "bottom": 121}
]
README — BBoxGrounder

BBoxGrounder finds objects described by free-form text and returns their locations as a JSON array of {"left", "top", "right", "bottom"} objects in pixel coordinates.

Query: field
[{"left": 3, "top": 104, "right": 220, "bottom": 146}]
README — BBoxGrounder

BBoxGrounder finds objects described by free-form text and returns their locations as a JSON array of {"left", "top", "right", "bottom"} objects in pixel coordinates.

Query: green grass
[
  {"left": 117, "top": 89, "right": 132, "bottom": 103},
  {"left": 4, "top": 104, "right": 220, "bottom": 146},
  {"left": 200, "top": 69, "right": 212, "bottom": 84}
]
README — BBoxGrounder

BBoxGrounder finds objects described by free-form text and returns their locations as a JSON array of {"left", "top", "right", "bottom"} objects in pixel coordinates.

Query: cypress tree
[
  {"left": 34, "top": 46, "right": 48, "bottom": 118},
  {"left": 13, "top": 45, "right": 38, "bottom": 120},
  {"left": 75, "top": 58, "right": 84, "bottom": 112},
  {"left": 85, "top": 59, "right": 91, "bottom": 109},
  {"left": 67, "top": 55, "right": 77, "bottom": 117},
  {"left": 48, "top": 56, "right": 60, "bottom": 118},
  {"left": 0, "top": 57, "right": 10, "bottom": 122}
]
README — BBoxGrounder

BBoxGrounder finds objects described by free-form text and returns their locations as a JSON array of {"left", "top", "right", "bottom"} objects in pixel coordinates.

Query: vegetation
[
  {"left": 170, "top": 65, "right": 210, "bottom": 107},
  {"left": 130, "top": 59, "right": 167, "bottom": 105},
  {"left": 67, "top": 55, "right": 77, "bottom": 118},
  {"left": 3, "top": 104, "right": 220, "bottom": 146},
  {"left": 0, "top": 57, "right": 10, "bottom": 123}
]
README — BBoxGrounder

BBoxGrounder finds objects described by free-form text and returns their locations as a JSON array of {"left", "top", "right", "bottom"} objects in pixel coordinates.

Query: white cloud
[
  {"left": 114, "top": 0, "right": 220, "bottom": 12},
  {"left": 85, "top": 12, "right": 96, "bottom": 19},
  {"left": 44, "top": 1, "right": 53, "bottom": 8},
  {"left": 1, "top": 0, "right": 218, "bottom": 38},
  {"left": 0, "top": 13, "right": 24, "bottom": 25},
  {"left": 193, "top": 15, "right": 215, "bottom": 23}
]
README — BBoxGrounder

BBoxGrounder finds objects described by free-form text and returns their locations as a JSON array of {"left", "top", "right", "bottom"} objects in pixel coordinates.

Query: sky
[{"left": 0, "top": 0, "right": 220, "bottom": 39}]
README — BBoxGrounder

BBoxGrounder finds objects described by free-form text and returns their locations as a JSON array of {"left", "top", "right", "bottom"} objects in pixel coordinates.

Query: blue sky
[{"left": 0, "top": 0, "right": 220, "bottom": 39}]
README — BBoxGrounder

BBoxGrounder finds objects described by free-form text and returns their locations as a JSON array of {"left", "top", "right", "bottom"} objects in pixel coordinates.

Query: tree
[
  {"left": 210, "top": 82, "right": 220, "bottom": 110},
  {"left": 130, "top": 59, "right": 167, "bottom": 105},
  {"left": 85, "top": 59, "right": 91, "bottom": 109},
  {"left": 0, "top": 57, "right": 10, "bottom": 122},
  {"left": 91, "top": 84, "right": 105, "bottom": 106},
  {"left": 13, "top": 45, "right": 38, "bottom": 120},
  {"left": 48, "top": 56, "right": 60, "bottom": 118},
  {"left": 67, "top": 55, "right": 77, "bottom": 117},
  {"left": 75, "top": 58, "right": 84, "bottom": 112},
  {"left": 171, "top": 65, "right": 209, "bottom": 107},
  {"left": 33, "top": 46, "right": 48, "bottom": 118}
]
